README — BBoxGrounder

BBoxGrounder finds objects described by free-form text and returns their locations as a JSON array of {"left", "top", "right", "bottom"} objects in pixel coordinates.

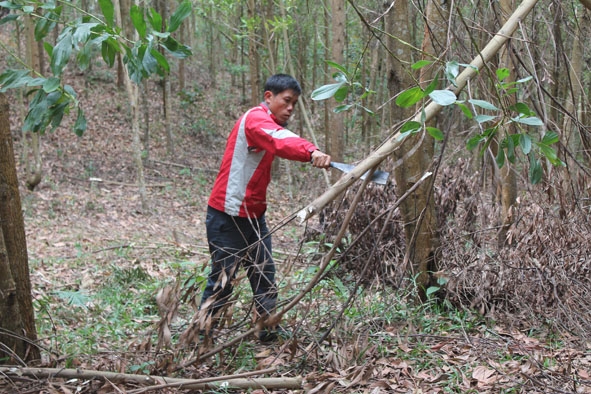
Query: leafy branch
[{"left": 0, "top": 0, "right": 193, "bottom": 136}]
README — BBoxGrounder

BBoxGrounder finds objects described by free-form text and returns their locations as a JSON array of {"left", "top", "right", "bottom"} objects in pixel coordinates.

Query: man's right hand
[{"left": 311, "top": 150, "right": 331, "bottom": 169}]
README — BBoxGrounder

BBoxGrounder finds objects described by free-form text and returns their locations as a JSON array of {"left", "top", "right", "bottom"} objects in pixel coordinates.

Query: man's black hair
[{"left": 264, "top": 74, "right": 302, "bottom": 95}]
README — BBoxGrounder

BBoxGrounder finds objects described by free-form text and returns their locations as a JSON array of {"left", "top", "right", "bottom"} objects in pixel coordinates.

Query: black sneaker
[{"left": 258, "top": 326, "right": 290, "bottom": 343}]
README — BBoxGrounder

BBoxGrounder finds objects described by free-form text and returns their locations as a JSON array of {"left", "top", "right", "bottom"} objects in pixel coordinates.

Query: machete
[{"left": 329, "top": 161, "right": 389, "bottom": 185}]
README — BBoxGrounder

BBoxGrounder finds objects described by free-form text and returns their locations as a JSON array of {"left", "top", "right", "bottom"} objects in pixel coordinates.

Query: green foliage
[
  {"left": 0, "top": 0, "right": 193, "bottom": 137},
  {"left": 392, "top": 60, "right": 564, "bottom": 184},
  {"left": 311, "top": 61, "right": 375, "bottom": 115}
]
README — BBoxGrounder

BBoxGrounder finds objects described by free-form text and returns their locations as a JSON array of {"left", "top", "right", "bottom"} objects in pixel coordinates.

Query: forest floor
[{"left": 2, "top": 63, "right": 591, "bottom": 393}]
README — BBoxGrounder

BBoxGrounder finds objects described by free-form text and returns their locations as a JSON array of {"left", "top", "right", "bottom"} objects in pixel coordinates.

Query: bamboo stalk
[{"left": 296, "top": 0, "right": 540, "bottom": 223}]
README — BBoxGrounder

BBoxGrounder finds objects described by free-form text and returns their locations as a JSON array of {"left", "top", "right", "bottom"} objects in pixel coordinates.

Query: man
[{"left": 199, "top": 74, "right": 331, "bottom": 342}]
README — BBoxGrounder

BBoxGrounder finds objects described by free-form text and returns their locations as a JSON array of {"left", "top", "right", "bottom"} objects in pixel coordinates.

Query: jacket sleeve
[{"left": 245, "top": 109, "right": 318, "bottom": 162}]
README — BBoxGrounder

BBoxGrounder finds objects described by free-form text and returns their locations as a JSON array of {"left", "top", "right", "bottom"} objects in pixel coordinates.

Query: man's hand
[{"left": 311, "top": 150, "right": 331, "bottom": 168}]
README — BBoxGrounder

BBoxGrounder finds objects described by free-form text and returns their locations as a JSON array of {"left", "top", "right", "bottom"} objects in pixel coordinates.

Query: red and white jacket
[{"left": 208, "top": 103, "right": 318, "bottom": 218}]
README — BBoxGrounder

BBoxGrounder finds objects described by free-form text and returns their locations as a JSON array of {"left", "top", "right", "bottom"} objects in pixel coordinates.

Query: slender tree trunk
[
  {"left": 24, "top": 14, "right": 43, "bottom": 191},
  {"left": 141, "top": 80, "right": 150, "bottom": 160},
  {"left": 115, "top": 0, "right": 149, "bottom": 211},
  {"left": 563, "top": 6, "right": 584, "bottom": 161},
  {"left": 0, "top": 92, "right": 40, "bottom": 362},
  {"left": 496, "top": 0, "right": 518, "bottom": 248},
  {"left": 247, "top": 0, "right": 260, "bottom": 106},
  {"left": 329, "top": 0, "right": 345, "bottom": 182}
]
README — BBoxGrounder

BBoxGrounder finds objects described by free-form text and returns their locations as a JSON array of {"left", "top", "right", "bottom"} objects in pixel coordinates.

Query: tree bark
[
  {"left": 0, "top": 221, "right": 25, "bottom": 361},
  {"left": 496, "top": 0, "right": 518, "bottom": 248},
  {"left": 329, "top": 0, "right": 345, "bottom": 182},
  {"left": 247, "top": 0, "right": 260, "bottom": 106},
  {"left": 23, "top": 14, "right": 43, "bottom": 191},
  {"left": 0, "top": 92, "right": 40, "bottom": 362},
  {"left": 114, "top": 0, "right": 149, "bottom": 211}
]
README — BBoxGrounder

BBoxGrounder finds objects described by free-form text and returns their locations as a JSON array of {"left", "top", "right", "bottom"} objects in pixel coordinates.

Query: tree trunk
[
  {"left": 157, "top": 0, "right": 174, "bottom": 157},
  {"left": 247, "top": 0, "right": 260, "bottom": 106},
  {"left": 496, "top": 0, "right": 518, "bottom": 248},
  {"left": 0, "top": 92, "right": 40, "bottom": 362},
  {"left": 23, "top": 14, "right": 43, "bottom": 191},
  {"left": 115, "top": 0, "right": 149, "bottom": 211},
  {"left": 0, "top": 225, "right": 25, "bottom": 361},
  {"left": 390, "top": 0, "right": 446, "bottom": 296},
  {"left": 329, "top": 0, "right": 345, "bottom": 182}
]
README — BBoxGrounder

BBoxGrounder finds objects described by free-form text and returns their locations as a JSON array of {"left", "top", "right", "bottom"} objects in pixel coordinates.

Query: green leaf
[
  {"left": 130, "top": 5, "right": 147, "bottom": 39},
  {"left": 0, "top": 14, "right": 19, "bottom": 26},
  {"left": 516, "top": 76, "right": 533, "bottom": 84},
  {"left": 73, "top": 22, "right": 99, "bottom": 44},
  {"left": 445, "top": 60, "right": 459, "bottom": 84},
  {"left": 333, "top": 104, "right": 352, "bottom": 113},
  {"left": 311, "top": 81, "right": 346, "bottom": 101},
  {"left": 506, "top": 135, "right": 516, "bottom": 163},
  {"left": 496, "top": 67, "right": 510, "bottom": 82},
  {"left": 333, "top": 85, "right": 349, "bottom": 102},
  {"left": 509, "top": 102, "right": 533, "bottom": 116},
  {"left": 51, "top": 29, "right": 73, "bottom": 76},
  {"left": 474, "top": 114, "right": 497, "bottom": 124},
  {"left": 519, "top": 133, "right": 532, "bottom": 154},
  {"left": 396, "top": 86, "right": 424, "bottom": 108},
  {"left": 98, "top": 0, "right": 115, "bottom": 27},
  {"left": 140, "top": 45, "right": 158, "bottom": 74},
  {"left": 426, "top": 286, "right": 440, "bottom": 297},
  {"left": 167, "top": 0, "right": 192, "bottom": 33},
  {"left": 160, "top": 36, "right": 191, "bottom": 58},
  {"left": 541, "top": 131, "right": 559, "bottom": 145},
  {"left": 0, "top": 69, "right": 32, "bottom": 91},
  {"left": 147, "top": 7, "right": 163, "bottom": 31},
  {"left": 423, "top": 73, "right": 439, "bottom": 95},
  {"left": 400, "top": 121, "right": 421, "bottom": 134},
  {"left": 456, "top": 102, "right": 473, "bottom": 119},
  {"left": 411, "top": 60, "right": 432, "bottom": 70},
  {"left": 511, "top": 116, "right": 544, "bottom": 126},
  {"left": 429, "top": 89, "right": 456, "bottom": 106},
  {"left": 150, "top": 48, "right": 169, "bottom": 74},
  {"left": 325, "top": 60, "right": 348, "bottom": 75},
  {"left": 538, "top": 143, "right": 559, "bottom": 164},
  {"left": 0, "top": 1, "right": 22, "bottom": 10},
  {"left": 426, "top": 126, "right": 444, "bottom": 141},
  {"left": 466, "top": 134, "right": 483, "bottom": 151},
  {"left": 74, "top": 107, "right": 87, "bottom": 136},
  {"left": 495, "top": 146, "right": 505, "bottom": 168},
  {"left": 42, "top": 77, "right": 60, "bottom": 93},
  {"left": 468, "top": 99, "right": 499, "bottom": 111},
  {"left": 528, "top": 156, "right": 543, "bottom": 184},
  {"left": 101, "top": 37, "right": 119, "bottom": 67}
]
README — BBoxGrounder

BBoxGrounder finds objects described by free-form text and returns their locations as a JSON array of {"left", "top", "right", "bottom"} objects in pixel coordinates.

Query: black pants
[{"left": 200, "top": 206, "right": 277, "bottom": 322}]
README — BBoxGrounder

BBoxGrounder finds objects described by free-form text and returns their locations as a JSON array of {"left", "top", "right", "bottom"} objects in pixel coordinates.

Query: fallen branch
[{"left": 0, "top": 366, "right": 302, "bottom": 392}]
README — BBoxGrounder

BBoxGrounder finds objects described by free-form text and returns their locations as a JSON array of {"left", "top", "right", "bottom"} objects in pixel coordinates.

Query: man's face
[{"left": 264, "top": 89, "right": 299, "bottom": 125}]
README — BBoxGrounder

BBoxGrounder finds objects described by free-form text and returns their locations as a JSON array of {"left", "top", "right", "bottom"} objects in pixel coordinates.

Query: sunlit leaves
[{"left": 396, "top": 86, "right": 424, "bottom": 108}]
